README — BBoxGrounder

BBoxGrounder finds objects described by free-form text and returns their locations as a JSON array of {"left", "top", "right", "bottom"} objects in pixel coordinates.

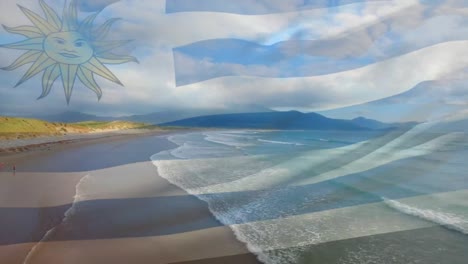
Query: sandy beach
[{"left": 0, "top": 131, "right": 261, "bottom": 264}]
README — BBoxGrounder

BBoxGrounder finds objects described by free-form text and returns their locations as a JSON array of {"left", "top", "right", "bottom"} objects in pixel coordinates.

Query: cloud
[
  {"left": 176, "top": 41, "right": 468, "bottom": 110},
  {"left": 78, "top": 0, "right": 121, "bottom": 12},
  {"left": 1, "top": 0, "right": 467, "bottom": 118}
]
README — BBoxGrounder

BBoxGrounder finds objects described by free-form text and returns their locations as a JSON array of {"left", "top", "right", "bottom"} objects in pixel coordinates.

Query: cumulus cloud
[{"left": 0, "top": 0, "right": 467, "bottom": 118}]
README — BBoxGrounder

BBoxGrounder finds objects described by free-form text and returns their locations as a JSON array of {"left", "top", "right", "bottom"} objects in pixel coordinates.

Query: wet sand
[{"left": 0, "top": 132, "right": 261, "bottom": 264}]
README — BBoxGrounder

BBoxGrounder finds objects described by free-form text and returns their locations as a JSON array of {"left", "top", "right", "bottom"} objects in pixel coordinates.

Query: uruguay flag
[{"left": 166, "top": 0, "right": 468, "bottom": 110}]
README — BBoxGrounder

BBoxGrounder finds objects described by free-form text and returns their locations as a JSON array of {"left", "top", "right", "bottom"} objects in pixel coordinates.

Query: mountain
[
  {"left": 318, "top": 79, "right": 467, "bottom": 123},
  {"left": 349, "top": 116, "right": 416, "bottom": 130},
  {"left": 119, "top": 110, "right": 233, "bottom": 124},
  {"left": 33, "top": 111, "right": 113, "bottom": 123},
  {"left": 350, "top": 117, "right": 393, "bottom": 130},
  {"left": 426, "top": 110, "right": 468, "bottom": 133},
  {"left": 30, "top": 105, "right": 274, "bottom": 124},
  {"left": 160, "top": 111, "right": 370, "bottom": 130},
  {"left": 32, "top": 110, "right": 194, "bottom": 124},
  {"left": 28, "top": 110, "right": 409, "bottom": 131}
]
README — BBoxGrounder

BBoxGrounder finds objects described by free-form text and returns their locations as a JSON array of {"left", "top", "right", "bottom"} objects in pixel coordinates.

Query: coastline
[
  {"left": 0, "top": 130, "right": 262, "bottom": 264},
  {"left": 0, "top": 128, "right": 173, "bottom": 155}
]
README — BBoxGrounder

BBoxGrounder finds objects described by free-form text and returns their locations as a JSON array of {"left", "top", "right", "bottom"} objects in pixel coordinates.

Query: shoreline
[
  {"left": 0, "top": 128, "right": 176, "bottom": 156},
  {"left": 0, "top": 130, "right": 262, "bottom": 264}
]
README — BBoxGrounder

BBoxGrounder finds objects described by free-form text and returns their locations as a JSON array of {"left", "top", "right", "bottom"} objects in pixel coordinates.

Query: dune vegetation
[{"left": 0, "top": 116, "right": 152, "bottom": 140}]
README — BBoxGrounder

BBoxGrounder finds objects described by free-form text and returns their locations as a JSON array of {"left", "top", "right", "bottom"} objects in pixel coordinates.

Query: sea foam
[
  {"left": 383, "top": 197, "right": 468, "bottom": 235},
  {"left": 23, "top": 174, "right": 91, "bottom": 264},
  {"left": 151, "top": 129, "right": 468, "bottom": 264},
  {"left": 258, "top": 139, "right": 305, "bottom": 146}
]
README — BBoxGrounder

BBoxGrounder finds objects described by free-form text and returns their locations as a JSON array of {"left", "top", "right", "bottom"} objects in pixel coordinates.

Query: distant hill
[
  {"left": 33, "top": 111, "right": 113, "bottom": 123},
  {"left": 425, "top": 112, "right": 468, "bottom": 133},
  {"left": 318, "top": 79, "right": 467, "bottom": 123},
  {"left": 26, "top": 110, "right": 412, "bottom": 131},
  {"left": 160, "top": 111, "right": 372, "bottom": 130},
  {"left": 33, "top": 110, "right": 200, "bottom": 124},
  {"left": 349, "top": 116, "right": 417, "bottom": 130},
  {"left": 31, "top": 105, "right": 274, "bottom": 124}
]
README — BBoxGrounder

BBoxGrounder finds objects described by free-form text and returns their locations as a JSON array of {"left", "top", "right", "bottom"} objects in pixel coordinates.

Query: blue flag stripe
[
  {"left": 166, "top": 0, "right": 389, "bottom": 15},
  {"left": 170, "top": 3, "right": 468, "bottom": 86}
]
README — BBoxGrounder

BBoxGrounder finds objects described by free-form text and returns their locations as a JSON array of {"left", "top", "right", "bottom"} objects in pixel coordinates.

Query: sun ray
[
  {"left": 2, "top": 25, "right": 44, "bottom": 38},
  {"left": 39, "top": 64, "right": 60, "bottom": 99},
  {"left": 62, "top": 0, "right": 78, "bottom": 31},
  {"left": 15, "top": 53, "right": 56, "bottom": 87},
  {"left": 1, "top": 50, "right": 42, "bottom": 71},
  {"left": 82, "top": 57, "right": 122, "bottom": 85},
  {"left": 97, "top": 53, "right": 139, "bottom": 64},
  {"left": 0, "top": 38, "right": 45, "bottom": 51},
  {"left": 77, "top": 66, "right": 102, "bottom": 100},
  {"left": 17, "top": 5, "right": 56, "bottom": 35},
  {"left": 68, "top": 0, "right": 78, "bottom": 27},
  {"left": 1, "top": 0, "right": 136, "bottom": 103},
  {"left": 79, "top": 13, "right": 98, "bottom": 34},
  {"left": 93, "top": 18, "right": 121, "bottom": 40},
  {"left": 59, "top": 63, "right": 78, "bottom": 104},
  {"left": 39, "top": 0, "right": 62, "bottom": 30}
]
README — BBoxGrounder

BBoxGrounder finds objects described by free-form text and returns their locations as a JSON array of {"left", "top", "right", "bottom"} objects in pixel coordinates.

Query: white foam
[
  {"left": 191, "top": 143, "right": 359, "bottom": 194},
  {"left": 187, "top": 131, "right": 460, "bottom": 195},
  {"left": 222, "top": 191, "right": 468, "bottom": 264},
  {"left": 23, "top": 174, "right": 91, "bottom": 264},
  {"left": 167, "top": 132, "right": 244, "bottom": 159},
  {"left": 383, "top": 197, "right": 468, "bottom": 235},
  {"left": 152, "top": 154, "right": 280, "bottom": 189},
  {"left": 258, "top": 139, "right": 305, "bottom": 146},
  {"left": 154, "top": 157, "right": 450, "bottom": 264},
  {"left": 157, "top": 124, "right": 462, "bottom": 196},
  {"left": 293, "top": 132, "right": 462, "bottom": 186},
  {"left": 203, "top": 131, "right": 255, "bottom": 148},
  {"left": 150, "top": 127, "right": 467, "bottom": 264}
]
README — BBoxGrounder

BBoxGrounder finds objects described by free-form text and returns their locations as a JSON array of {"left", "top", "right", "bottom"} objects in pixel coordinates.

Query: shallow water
[{"left": 151, "top": 127, "right": 468, "bottom": 264}]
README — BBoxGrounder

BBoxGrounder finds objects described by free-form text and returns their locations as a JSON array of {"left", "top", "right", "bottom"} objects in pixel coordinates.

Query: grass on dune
[
  {"left": 0, "top": 117, "right": 155, "bottom": 139},
  {"left": 0, "top": 117, "right": 58, "bottom": 134}
]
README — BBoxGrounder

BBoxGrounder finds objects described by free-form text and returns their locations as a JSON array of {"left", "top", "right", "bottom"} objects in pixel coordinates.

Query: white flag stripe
[
  {"left": 109, "top": 0, "right": 417, "bottom": 47},
  {"left": 229, "top": 189, "right": 468, "bottom": 255},
  {"left": 175, "top": 41, "right": 468, "bottom": 111},
  {"left": 0, "top": 162, "right": 187, "bottom": 208},
  {"left": 1, "top": 225, "right": 251, "bottom": 264},
  {"left": 6, "top": 190, "right": 467, "bottom": 264},
  {"left": 153, "top": 126, "right": 461, "bottom": 198}
]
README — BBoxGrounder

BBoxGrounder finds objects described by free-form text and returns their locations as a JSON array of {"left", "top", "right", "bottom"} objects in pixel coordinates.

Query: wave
[
  {"left": 203, "top": 131, "right": 254, "bottom": 148},
  {"left": 383, "top": 198, "right": 468, "bottom": 235},
  {"left": 23, "top": 174, "right": 91, "bottom": 264},
  {"left": 258, "top": 139, "right": 305, "bottom": 146},
  {"left": 151, "top": 156, "right": 281, "bottom": 264},
  {"left": 151, "top": 126, "right": 468, "bottom": 264}
]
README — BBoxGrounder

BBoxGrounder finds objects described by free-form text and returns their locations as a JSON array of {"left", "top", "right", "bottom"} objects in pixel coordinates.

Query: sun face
[
  {"left": 0, "top": 0, "right": 137, "bottom": 104},
  {"left": 44, "top": 31, "right": 94, "bottom": 64}
]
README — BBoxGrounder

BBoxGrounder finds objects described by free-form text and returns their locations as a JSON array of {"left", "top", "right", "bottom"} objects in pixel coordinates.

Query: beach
[
  {"left": 0, "top": 131, "right": 261, "bottom": 264},
  {"left": 2, "top": 127, "right": 468, "bottom": 264}
]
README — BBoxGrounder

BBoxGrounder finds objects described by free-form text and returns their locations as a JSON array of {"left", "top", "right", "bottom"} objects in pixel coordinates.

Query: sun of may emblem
[{"left": 0, "top": 0, "right": 137, "bottom": 104}]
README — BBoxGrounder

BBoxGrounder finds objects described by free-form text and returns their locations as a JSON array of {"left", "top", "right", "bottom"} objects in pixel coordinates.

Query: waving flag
[
  {"left": 167, "top": 0, "right": 468, "bottom": 110},
  {"left": 166, "top": 0, "right": 386, "bottom": 14},
  {"left": 77, "top": 0, "right": 121, "bottom": 12},
  {"left": 1, "top": 1, "right": 468, "bottom": 264}
]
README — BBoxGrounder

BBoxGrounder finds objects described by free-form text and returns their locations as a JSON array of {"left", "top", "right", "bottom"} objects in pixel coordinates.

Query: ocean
[{"left": 150, "top": 124, "right": 468, "bottom": 264}]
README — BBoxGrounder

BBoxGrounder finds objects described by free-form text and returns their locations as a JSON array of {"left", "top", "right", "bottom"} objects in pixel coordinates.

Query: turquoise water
[{"left": 151, "top": 126, "right": 468, "bottom": 264}]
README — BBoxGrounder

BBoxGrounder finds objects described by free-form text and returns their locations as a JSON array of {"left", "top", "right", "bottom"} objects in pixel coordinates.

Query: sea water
[{"left": 151, "top": 126, "right": 468, "bottom": 264}]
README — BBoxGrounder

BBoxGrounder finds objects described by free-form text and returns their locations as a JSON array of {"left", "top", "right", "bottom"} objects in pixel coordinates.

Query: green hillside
[{"left": 0, "top": 117, "right": 152, "bottom": 140}]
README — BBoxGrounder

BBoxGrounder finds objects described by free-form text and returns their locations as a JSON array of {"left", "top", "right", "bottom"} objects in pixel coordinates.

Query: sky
[{"left": 0, "top": 0, "right": 467, "bottom": 122}]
